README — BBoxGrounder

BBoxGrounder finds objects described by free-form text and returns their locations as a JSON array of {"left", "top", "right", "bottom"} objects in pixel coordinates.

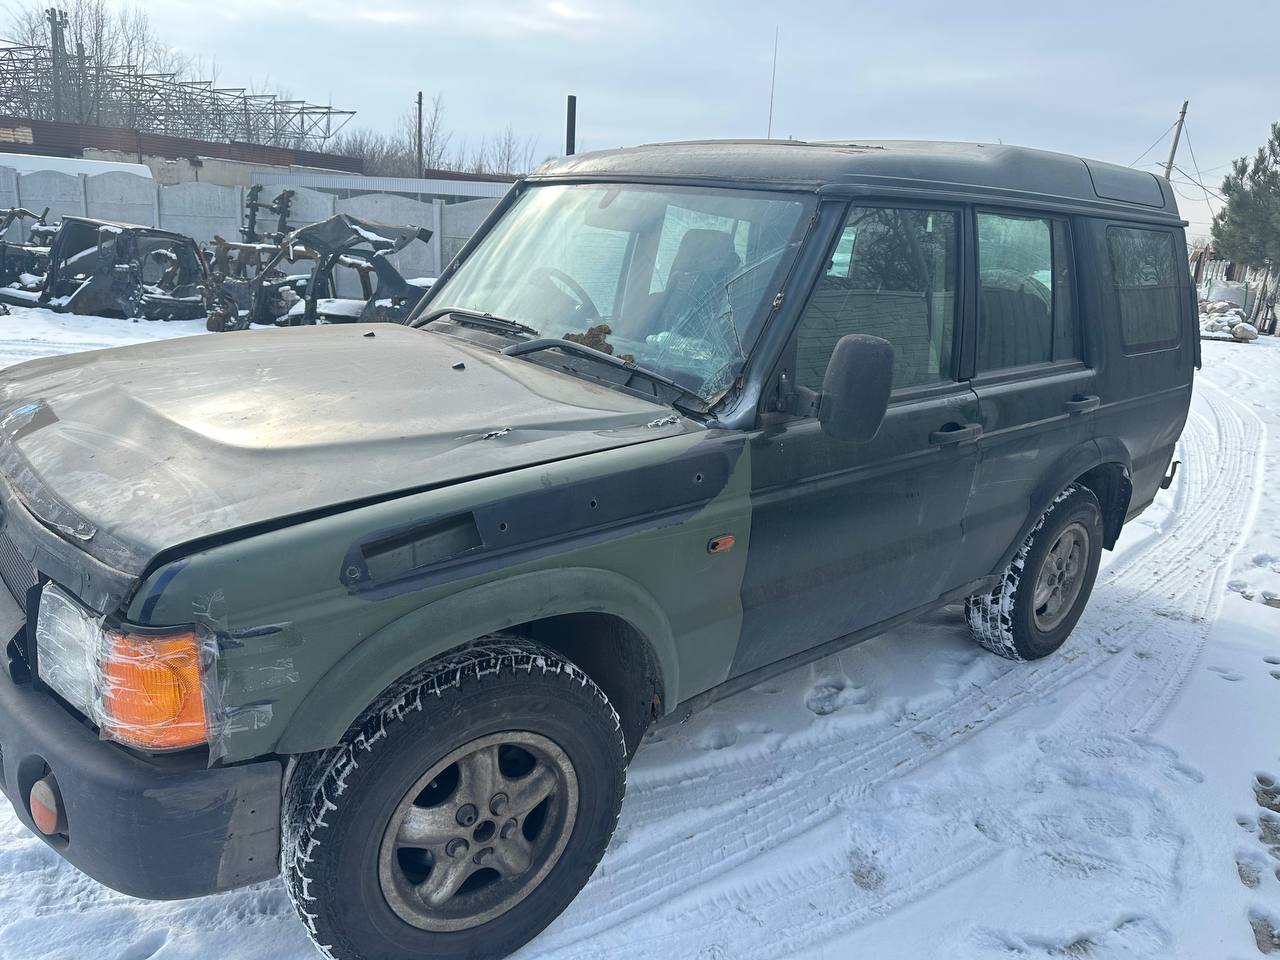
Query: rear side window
[
  {"left": 793, "top": 205, "right": 958, "bottom": 392},
  {"left": 1106, "top": 226, "right": 1182, "bottom": 351},
  {"left": 976, "top": 213, "right": 1076, "bottom": 371}
]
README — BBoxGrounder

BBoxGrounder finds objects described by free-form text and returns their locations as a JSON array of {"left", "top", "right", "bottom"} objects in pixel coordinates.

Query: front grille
[{"left": 0, "top": 530, "right": 36, "bottom": 604}]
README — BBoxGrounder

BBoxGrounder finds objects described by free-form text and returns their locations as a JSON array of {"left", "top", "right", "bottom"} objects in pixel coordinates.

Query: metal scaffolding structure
[{"left": 0, "top": 13, "right": 354, "bottom": 149}]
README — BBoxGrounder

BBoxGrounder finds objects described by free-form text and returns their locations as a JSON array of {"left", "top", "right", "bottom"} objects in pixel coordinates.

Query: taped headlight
[
  {"left": 35, "top": 582, "right": 214, "bottom": 751},
  {"left": 34, "top": 583, "right": 99, "bottom": 720}
]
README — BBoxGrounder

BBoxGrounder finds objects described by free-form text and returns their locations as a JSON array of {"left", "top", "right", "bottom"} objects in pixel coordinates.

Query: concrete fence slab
[
  {"left": 157, "top": 181, "right": 242, "bottom": 245},
  {"left": 17, "top": 170, "right": 86, "bottom": 227},
  {"left": 85, "top": 171, "right": 158, "bottom": 227}
]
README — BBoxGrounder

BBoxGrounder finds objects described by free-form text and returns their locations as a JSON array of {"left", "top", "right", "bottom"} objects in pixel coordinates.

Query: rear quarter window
[{"left": 1106, "top": 226, "right": 1183, "bottom": 352}]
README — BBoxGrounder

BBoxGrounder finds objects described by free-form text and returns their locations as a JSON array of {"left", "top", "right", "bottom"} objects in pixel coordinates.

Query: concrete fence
[{"left": 0, "top": 165, "right": 502, "bottom": 281}]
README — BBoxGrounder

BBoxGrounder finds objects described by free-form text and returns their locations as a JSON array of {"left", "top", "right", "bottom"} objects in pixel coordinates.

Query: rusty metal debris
[{"left": 207, "top": 213, "right": 433, "bottom": 331}]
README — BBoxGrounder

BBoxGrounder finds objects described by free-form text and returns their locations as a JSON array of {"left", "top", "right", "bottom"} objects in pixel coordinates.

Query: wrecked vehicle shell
[
  {"left": 0, "top": 207, "right": 53, "bottom": 289},
  {"left": 205, "top": 237, "right": 314, "bottom": 331},
  {"left": 206, "top": 216, "right": 433, "bottom": 331},
  {"left": 0, "top": 217, "right": 211, "bottom": 321},
  {"left": 270, "top": 214, "right": 432, "bottom": 327}
]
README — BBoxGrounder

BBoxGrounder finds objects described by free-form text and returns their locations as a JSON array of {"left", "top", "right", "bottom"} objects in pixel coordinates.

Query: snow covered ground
[{"left": 1, "top": 304, "right": 1278, "bottom": 960}]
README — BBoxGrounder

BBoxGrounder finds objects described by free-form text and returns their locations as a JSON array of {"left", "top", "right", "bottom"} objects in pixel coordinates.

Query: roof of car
[
  {"left": 60, "top": 215, "right": 191, "bottom": 239},
  {"left": 531, "top": 139, "right": 1180, "bottom": 222}
]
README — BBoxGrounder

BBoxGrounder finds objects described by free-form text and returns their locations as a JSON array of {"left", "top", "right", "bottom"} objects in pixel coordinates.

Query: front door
[{"left": 733, "top": 202, "right": 981, "bottom": 676}]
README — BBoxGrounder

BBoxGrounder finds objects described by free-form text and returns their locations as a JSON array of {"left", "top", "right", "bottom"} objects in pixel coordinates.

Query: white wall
[
  {"left": 17, "top": 170, "right": 87, "bottom": 226},
  {"left": 85, "top": 171, "right": 157, "bottom": 227},
  {"left": 158, "top": 181, "right": 242, "bottom": 244}
]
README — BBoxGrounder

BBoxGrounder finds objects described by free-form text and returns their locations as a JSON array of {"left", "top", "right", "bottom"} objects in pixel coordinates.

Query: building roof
[{"left": 532, "top": 139, "right": 1180, "bottom": 221}]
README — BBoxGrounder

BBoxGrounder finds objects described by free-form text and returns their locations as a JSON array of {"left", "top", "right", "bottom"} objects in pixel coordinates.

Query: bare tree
[
  {"left": 421, "top": 92, "right": 452, "bottom": 171},
  {"left": 490, "top": 123, "right": 538, "bottom": 176}
]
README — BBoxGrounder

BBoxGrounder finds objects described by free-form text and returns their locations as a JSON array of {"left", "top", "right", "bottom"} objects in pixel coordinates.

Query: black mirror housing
[{"left": 818, "top": 334, "right": 894, "bottom": 443}]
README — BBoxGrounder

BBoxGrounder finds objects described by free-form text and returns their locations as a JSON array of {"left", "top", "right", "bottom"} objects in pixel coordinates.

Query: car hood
[{"left": 0, "top": 324, "right": 694, "bottom": 576}]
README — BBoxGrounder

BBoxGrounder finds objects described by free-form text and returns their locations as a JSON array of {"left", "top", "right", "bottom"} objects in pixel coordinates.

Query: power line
[
  {"left": 1128, "top": 119, "right": 1178, "bottom": 167},
  {"left": 1180, "top": 123, "right": 1218, "bottom": 207},
  {"left": 1170, "top": 161, "right": 1226, "bottom": 203}
]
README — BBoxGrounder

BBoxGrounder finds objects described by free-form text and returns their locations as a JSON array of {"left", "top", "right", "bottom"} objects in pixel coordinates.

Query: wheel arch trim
[
  {"left": 988, "top": 439, "right": 1130, "bottom": 577},
  {"left": 274, "top": 566, "right": 678, "bottom": 755}
]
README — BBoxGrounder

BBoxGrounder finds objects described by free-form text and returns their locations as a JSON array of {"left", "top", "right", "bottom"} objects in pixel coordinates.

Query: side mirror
[{"left": 819, "top": 334, "right": 894, "bottom": 443}]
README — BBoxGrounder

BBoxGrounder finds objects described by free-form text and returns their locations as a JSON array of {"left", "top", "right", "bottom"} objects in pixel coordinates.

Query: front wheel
[
  {"left": 282, "top": 639, "right": 626, "bottom": 960},
  {"left": 966, "top": 483, "right": 1104, "bottom": 661}
]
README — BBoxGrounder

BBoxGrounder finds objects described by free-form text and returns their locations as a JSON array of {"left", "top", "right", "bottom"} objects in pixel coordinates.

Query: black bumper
[{"left": 0, "top": 647, "right": 283, "bottom": 900}]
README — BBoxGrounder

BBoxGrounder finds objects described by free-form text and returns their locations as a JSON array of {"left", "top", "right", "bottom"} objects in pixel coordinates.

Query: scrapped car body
[
  {"left": 0, "top": 216, "right": 210, "bottom": 321},
  {"left": 0, "top": 140, "right": 1195, "bottom": 960},
  {"left": 208, "top": 214, "right": 433, "bottom": 331},
  {"left": 0, "top": 207, "right": 53, "bottom": 289}
]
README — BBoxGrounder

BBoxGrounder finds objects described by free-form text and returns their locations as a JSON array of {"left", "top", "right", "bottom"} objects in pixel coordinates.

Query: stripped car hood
[{"left": 0, "top": 324, "right": 692, "bottom": 575}]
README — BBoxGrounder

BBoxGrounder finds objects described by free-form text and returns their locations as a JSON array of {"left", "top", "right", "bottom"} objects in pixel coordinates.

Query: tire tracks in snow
[{"left": 526, "top": 378, "right": 1265, "bottom": 960}]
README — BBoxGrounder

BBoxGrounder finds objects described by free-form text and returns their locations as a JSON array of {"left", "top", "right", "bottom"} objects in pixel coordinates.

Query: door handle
[
  {"left": 929, "top": 422, "right": 983, "bottom": 445},
  {"left": 1064, "top": 394, "right": 1100, "bottom": 415}
]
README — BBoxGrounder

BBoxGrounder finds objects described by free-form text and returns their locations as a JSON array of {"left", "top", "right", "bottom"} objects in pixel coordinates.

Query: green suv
[{"left": 0, "top": 140, "right": 1195, "bottom": 960}]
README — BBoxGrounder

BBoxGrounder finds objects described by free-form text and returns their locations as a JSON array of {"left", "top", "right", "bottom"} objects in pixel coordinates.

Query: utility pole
[
  {"left": 766, "top": 26, "right": 778, "bottom": 139},
  {"left": 75, "top": 40, "right": 85, "bottom": 124},
  {"left": 46, "top": 8, "right": 67, "bottom": 122},
  {"left": 415, "top": 91, "right": 424, "bottom": 176},
  {"left": 1163, "top": 100, "right": 1189, "bottom": 180},
  {"left": 565, "top": 94, "right": 577, "bottom": 156}
]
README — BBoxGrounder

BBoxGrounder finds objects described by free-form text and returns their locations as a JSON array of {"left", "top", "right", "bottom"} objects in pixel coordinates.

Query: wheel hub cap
[
  {"left": 1031, "top": 521, "right": 1089, "bottom": 631},
  {"left": 377, "top": 731, "right": 579, "bottom": 931}
]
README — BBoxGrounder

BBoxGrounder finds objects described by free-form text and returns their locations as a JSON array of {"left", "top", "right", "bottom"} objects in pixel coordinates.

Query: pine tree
[{"left": 1212, "top": 123, "right": 1280, "bottom": 268}]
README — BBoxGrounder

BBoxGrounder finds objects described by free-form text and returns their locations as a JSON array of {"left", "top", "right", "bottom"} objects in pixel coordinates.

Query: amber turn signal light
[
  {"left": 29, "top": 775, "right": 67, "bottom": 836},
  {"left": 100, "top": 629, "right": 209, "bottom": 751},
  {"left": 707, "top": 534, "right": 736, "bottom": 554}
]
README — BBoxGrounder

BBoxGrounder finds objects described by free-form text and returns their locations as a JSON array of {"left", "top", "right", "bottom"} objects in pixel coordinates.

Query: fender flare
[
  {"left": 274, "top": 566, "right": 678, "bottom": 754},
  {"left": 989, "top": 439, "right": 1131, "bottom": 576}
]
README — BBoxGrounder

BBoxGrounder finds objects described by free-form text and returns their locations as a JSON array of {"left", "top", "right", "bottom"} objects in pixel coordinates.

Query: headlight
[{"left": 35, "top": 583, "right": 213, "bottom": 751}]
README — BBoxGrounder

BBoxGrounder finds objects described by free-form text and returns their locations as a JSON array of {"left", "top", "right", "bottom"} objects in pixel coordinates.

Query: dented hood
[{"left": 0, "top": 324, "right": 691, "bottom": 576}]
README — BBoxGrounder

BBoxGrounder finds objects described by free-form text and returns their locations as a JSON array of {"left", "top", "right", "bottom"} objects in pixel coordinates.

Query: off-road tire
[
  {"left": 965, "top": 483, "right": 1104, "bottom": 661},
  {"left": 281, "top": 638, "right": 627, "bottom": 960}
]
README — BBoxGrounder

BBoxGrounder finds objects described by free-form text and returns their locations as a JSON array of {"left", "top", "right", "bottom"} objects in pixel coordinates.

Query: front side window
[
  {"left": 1106, "top": 226, "right": 1182, "bottom": 351},
  {"left": 976, "top": 212, "right": 1076, "bottom": 371},
  {"left": 429, "top": 183, "right": 810, "bottom": 401},
  {"left": 793, "top": 205, "right": 958, "bottom": 392}
]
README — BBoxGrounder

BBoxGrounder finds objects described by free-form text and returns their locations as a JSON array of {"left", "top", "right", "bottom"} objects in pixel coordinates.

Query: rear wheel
[
  {"left": 282, "top": 639, "right": 626, "bottom": 960},
  {"left": 965, "top": 483, "right": 1104, "bottom": 661}
]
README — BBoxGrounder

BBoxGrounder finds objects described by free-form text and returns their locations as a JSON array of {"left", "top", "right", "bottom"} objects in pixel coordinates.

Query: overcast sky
[{"left": 94, "top": 0, "right": 1280, "bottom": 239}]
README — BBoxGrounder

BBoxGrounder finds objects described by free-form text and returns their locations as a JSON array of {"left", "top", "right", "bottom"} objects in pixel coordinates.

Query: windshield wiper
[
  {"left": 503, "top": 338, "right": 711, "bottom": 415},
  {"left": 413, "top": 306, "right": 540, "bottom": 338}
]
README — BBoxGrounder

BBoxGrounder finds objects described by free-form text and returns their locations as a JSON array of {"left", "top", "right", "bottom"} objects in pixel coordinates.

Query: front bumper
[{"left": 0, "top": 591, "right": 282, "bottom": 899}]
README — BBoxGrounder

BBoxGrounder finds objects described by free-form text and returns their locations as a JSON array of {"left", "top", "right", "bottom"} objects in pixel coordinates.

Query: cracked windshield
[{"left": 430, "top": 182, "right": 810, "bottom": 400}]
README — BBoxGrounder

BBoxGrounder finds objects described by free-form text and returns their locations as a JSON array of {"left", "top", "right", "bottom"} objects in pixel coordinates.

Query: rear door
[
  {"left": 962, "top": 209, "right": 1097, "bottom": 581},
  {"left": 734, "top": 202, "right": 981, "bottom": 675},
  {"left": 1089, "top": 221, "right": 1194, "bottom": 513}
]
